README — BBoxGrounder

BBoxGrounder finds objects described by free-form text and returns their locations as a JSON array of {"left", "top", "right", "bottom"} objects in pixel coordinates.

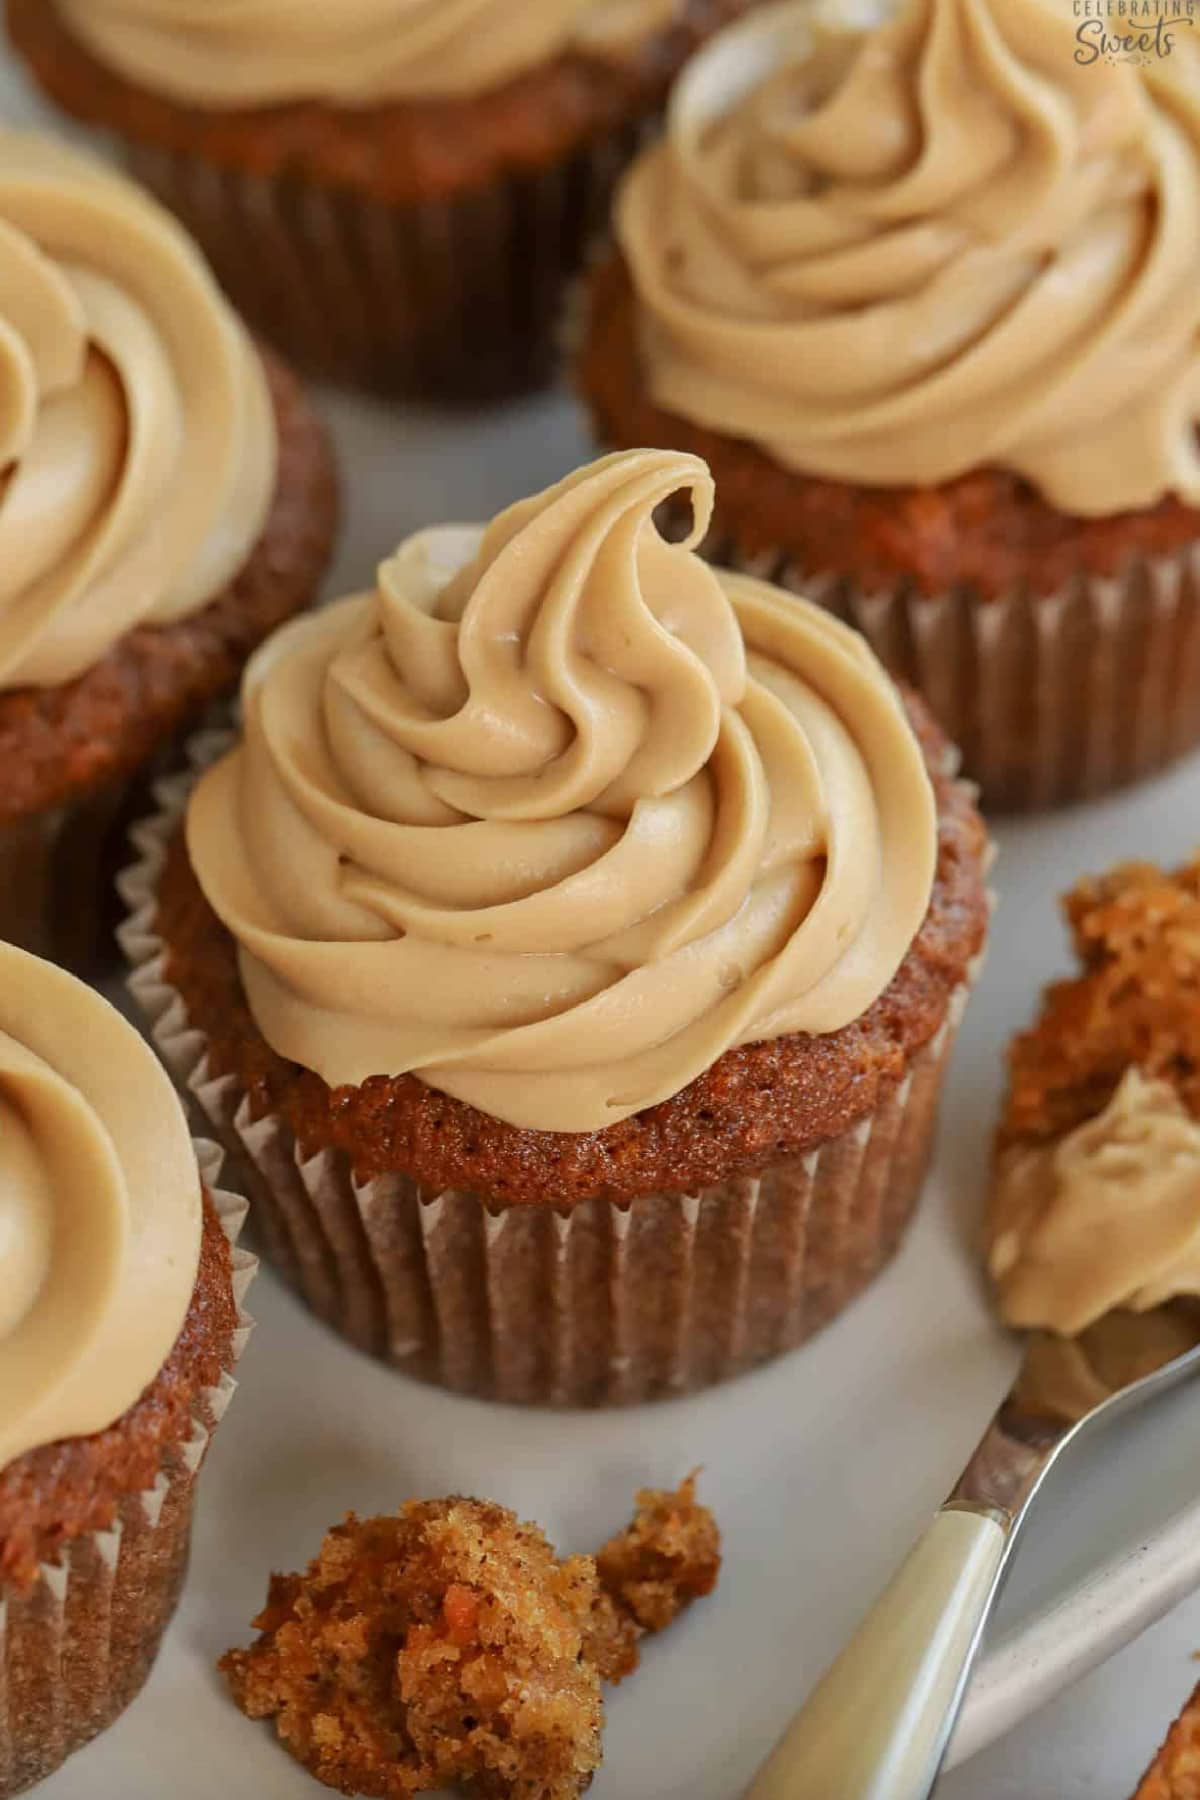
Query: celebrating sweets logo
[{"left": 1074, "top": 0, "right": 1196, "bottom": 62}]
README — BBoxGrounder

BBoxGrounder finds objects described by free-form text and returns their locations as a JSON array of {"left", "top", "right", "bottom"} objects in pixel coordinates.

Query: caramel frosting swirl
[
  {"left": 989, "top": 1069, "right": 1200, "bottom": 1338},
  {"left": 0, "top": 944, "right": 202, "bottom": 1469},
  {"left": 618, "top": 0, "right": 1200, "bottom": 516},
  {"left": 0, "top": 130, "right": 276, "bottom": 689},
  {"left": 57, "top": 0, "right": 682, "bottom": 107},
  {"left": 187, "top": 449, "right": 936, "bottom": 1134}
]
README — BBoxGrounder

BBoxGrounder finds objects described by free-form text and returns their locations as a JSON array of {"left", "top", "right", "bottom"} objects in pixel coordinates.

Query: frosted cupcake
[
  {"left": 579, "top": 0, "right": 1200, "bottom": 811},
  {"left": 0, "top": 944, "right": 253, "bottom": 1795},
  {"left": 9, "top": 0, "right": 762, "bottom": 400},
  {"left": 123, "top": 448, "right": 989, "bottom": 1405},
  {"left": 0, "top": 132, "right": 337, "bottom": 966}
]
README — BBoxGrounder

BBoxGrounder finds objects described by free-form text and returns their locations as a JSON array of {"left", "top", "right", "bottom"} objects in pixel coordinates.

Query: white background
[{"left": 6, "top": 44, "right": 1200, "bottom": 1800}]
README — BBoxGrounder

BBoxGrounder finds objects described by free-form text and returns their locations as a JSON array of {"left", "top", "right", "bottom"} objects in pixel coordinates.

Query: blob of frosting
[
  {"left": 0, "top": 943, "right": 202, "bottom": 1469},
  {"left": 0, "top": 130, "right": 276, "bottom": 690},
  {"left": 186, "top": 448, "right": 938, "bottom": 1134},
  {"left": 56, "top": 0, "right": 683, "bottom": 107},
  {"left": 618, "top": 0, "right": 1200, "bottom": 515}
]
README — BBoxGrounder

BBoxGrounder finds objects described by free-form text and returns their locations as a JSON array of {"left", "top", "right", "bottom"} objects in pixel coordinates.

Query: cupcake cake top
[
  {"left": 0, "top": 131, "right": 276, "bottom": 690},
  {"left": 55, "top": 0, "right": 684, "bottom": 107},
  {"left": 618, "top": 0, "right": 1200, "bottom": 515},
  {"left": 187, "top": 448, "right": 937, "bottom": 1134},
  {"left": 0, "top": 943, "right": 202, "bottom": 1467}
]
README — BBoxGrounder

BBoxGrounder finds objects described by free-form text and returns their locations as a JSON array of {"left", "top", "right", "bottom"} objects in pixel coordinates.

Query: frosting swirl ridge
[
  {"left": 618, "top": 0, "right": 1200, "bottom": 515},
  {"left": 57, "top": 0, "right": 682, "bottom": 107},
  {"left": 0, "top": 131, "right": 276, "bottom": 690},
  {"left": 0, "top": 944, "right": 202, "bottom": 1468},
  {"left": 187, "top": 449, "right": 936, "bottom": 1133}
]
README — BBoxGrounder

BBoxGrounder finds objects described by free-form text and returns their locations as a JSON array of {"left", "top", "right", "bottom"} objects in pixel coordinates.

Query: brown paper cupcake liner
[
  {"left": 120, "top": 732, "right": 983, "bottom": 1407},
  {"left": 0, "top": 783, "right": 130, "bottom": 971},
  {"left": 706, "top": 525, "right": 1200, "bottom": 815},
  {"left": 0, "top": 698, "right": 242, "bottom": 976},
  {"left": 0, "top": 1147, "right": 255, "bottom": 1798},
  {"left": 569, "top": 258, "right": 1200, "bottom": 814},
  {"left": 122, "top": 117, "right": 653, "bottom": 403}
]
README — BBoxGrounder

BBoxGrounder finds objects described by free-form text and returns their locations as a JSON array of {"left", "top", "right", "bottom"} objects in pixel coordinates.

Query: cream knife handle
[{"left": 745, "top": 1507, "right": 1009, "bottom": 1800}]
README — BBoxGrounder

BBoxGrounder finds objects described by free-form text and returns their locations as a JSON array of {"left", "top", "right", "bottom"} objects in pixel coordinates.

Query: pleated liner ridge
[
  {"left": 568, "top": 253, "right": 1200, "bottom": 817},
  {"left": 119, "top": 730, "right": 982, "bottom": 1408},
  {"left": 122, "top": 116, "right": 652, "bottom": 402},
  {"left": 707, "top": 528, "right": 1200, "bottom": 816},
  {"left": 0, "top": 1147, "right": 255, "bottom": 1798}
]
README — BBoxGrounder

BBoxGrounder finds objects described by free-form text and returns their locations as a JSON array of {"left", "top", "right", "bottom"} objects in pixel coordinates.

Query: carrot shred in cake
[
  {"left": 1133, "top": 1679, "right": 1200, "bottom": 1798},
  {"left": 220, "top": 1479, "right": 719, "bottom": 1798},
  {"left": 1000, "top": 855, "right": 1200, "bottom": 1150}
]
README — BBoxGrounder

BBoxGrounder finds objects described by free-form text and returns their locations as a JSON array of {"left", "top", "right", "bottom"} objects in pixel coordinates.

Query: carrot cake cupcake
[
  {"left": 987, "top": 854, "right": 1200, "bottom": 1422},
  {"left": 123, "top": 447, "right": 989, "bottom": 1405},
  {"left": 9, "top": 0, "right": 762, "bottom": 401},
  {"left": 0, "top": 131, "right": 337, "bottom": 967},
  {"left": 578, "top": 0, "right": 1200, "bottom": 811},
  {"left": 0, "top": 943, "right": 253, "bottom": 1795}
]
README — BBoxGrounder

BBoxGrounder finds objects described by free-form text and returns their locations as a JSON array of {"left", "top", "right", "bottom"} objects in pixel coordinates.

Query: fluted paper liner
[
  {"left": 569, "top": 256, "right": 1200, "bottom": 815},
  {"left": 0, "top": 1146, "right": 255, "bottom": 1798},
  {"left": 681, "top": 513, "right": 1200, "bottom": 815},
  {"left": 120, "top": 111, "right": 651, "bottom": 401},
  {"left": 120, "top": 732, "right": 982, "bottom": 1407},
  {"left": 0, "top": 780, "right": 139, "bottom": 974},
  {"left": 0, "top": 697, "right": 236, "bottom": 974}
]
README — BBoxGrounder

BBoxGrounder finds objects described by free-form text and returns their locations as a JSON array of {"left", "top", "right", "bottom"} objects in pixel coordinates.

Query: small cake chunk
[
  {"left": 587, "top": 1475, "right": 721, "bottom": 1681},
  {"left": 221, "top": 1481, "right": 720, "bottom": 1798},
  {"left": 222, "top": 1500, "right": 602, "bottom": 1800},
  {"left": 1133, "top": 1678, "right": 1200, "bottom": 1798},
  {"left": 1001, "top": 856, "right": 1200, "bottom": 1153}
]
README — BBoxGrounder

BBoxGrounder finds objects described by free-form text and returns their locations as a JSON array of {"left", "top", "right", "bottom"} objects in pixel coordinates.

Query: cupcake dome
[
  {"left": 581, "top": 0, "right": 1200, "bottom": 810},
  {"left": 126, "top": 448, "right": 989, "bottom": 1404},
  {"left": 0, "top": 130, "right": 336, "bottom": 965},
  {"left": 0, "top": 943, "right": 251, "bottom": 1794}
]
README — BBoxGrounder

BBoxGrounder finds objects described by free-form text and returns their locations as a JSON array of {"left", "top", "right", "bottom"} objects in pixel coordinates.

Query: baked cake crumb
[
  {"left": 583, "top": 1475, "right": 720, "bottom": 1684},
  {"left": 595, "top": 1477, "right": 720, "bottom": 1646},
  {"left": 221, "top": 1481, "right": 720, "bottom": 1798},
  {"left": 1133, "top": 1679, "right": 1200, "bottom": 1798},
  {"left": 1000, "top": 855, "right": 1200, "bottom": 1151}
]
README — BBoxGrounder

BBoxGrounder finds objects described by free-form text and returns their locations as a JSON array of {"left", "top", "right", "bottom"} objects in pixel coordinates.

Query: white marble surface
[{"left": 6, "top": 42, "right": 1200, "bottom": 1800}]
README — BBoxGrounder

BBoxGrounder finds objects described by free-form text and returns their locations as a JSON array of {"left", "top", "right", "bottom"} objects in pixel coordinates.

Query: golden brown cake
[
  {"left": 1001, "top": 856, "right": 1200, "bottom": 1154},
  {"left": 221, "top": 1480, "right": 719, "bottom": 1799},
  {"left": 1134, "top": 1680, "right": 1200, "bottom": 1799}
]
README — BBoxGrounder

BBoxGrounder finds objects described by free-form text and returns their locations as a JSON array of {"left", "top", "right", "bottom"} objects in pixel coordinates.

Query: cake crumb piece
[
  {"left": 586, "top": 1475, "right": 721, "bottom": 1683},
  {"left": 221, "top": 1500, "right": 602, "bottom": 1800},
  {"left": 220, "top": 1480, "right": 720, "bottom": 1798},
  {"left": 1000, "top": 855, "right": 1200, "bottom": 1152},
  {"left": 1132, "top": 1678, "right": 1200, "bottom": 1797}
]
